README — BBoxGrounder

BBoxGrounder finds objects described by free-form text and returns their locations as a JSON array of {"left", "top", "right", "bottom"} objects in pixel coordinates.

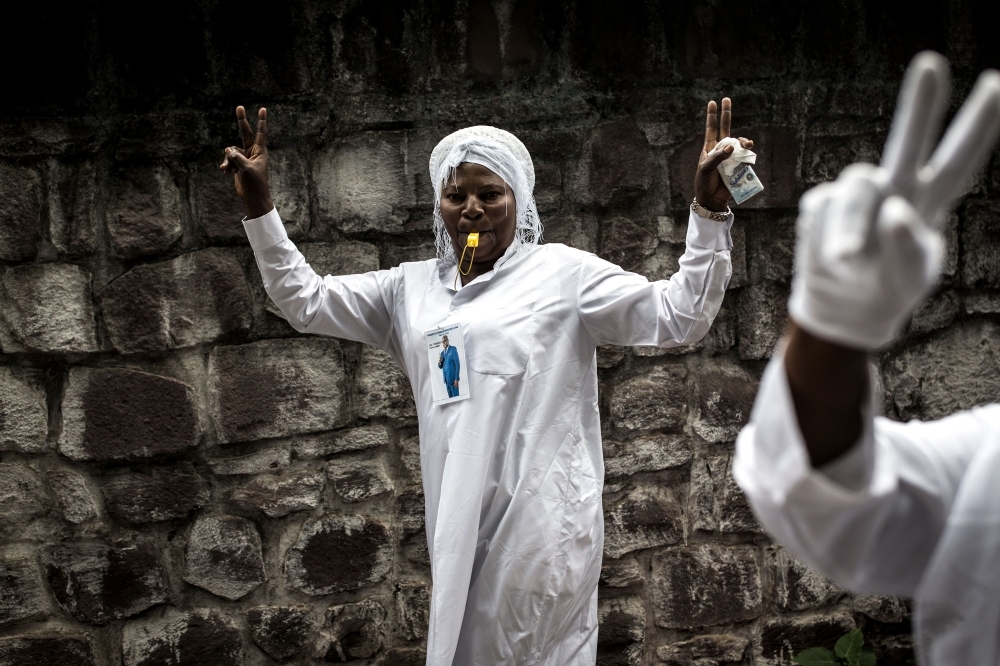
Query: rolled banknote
[{"left": 715, "top": 137, "right": 764, "bottom": 204}]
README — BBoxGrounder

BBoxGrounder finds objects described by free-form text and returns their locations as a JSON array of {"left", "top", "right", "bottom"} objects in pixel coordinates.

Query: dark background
[{"left": 2, "top": 1, "right": 1000, "bottom": 665}]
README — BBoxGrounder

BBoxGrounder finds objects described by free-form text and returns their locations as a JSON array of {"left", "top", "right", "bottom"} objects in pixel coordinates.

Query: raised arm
[
  {"left": 578, "top": 98, "right": 751, "bottom": 347},
  {"left": 221, "top": 107, "right": 397, "bottom": 352},
  {"left": 783, "top": 52, "right": 1000, "bottom": 466},
  {"left": 734, "top": 51, "right": 1000, "bottom": 594}
]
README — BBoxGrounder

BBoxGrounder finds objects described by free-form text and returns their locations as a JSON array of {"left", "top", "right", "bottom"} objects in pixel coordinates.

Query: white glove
[{"left": 789, "top": 52, "right": 1000, "bottom": 350}]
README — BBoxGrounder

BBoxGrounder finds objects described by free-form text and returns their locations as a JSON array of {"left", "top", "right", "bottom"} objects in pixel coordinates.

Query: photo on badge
[{"left": 425, "top": 323, "right": 471, "bottom": 405}]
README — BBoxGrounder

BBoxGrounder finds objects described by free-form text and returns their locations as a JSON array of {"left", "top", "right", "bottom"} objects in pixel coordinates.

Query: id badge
[{"left": 425, "top": 323, "right": 470, "bottom": 405}]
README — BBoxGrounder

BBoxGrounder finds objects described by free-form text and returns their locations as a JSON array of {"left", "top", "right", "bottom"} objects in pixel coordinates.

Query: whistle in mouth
[{"left": 467, "top": 232, "right": 479, "bottom": 248}]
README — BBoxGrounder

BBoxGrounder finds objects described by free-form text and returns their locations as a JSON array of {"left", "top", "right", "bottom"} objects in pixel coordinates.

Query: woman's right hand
[{"left": 220, "top": 106, "right": 273, "bottom": 219}]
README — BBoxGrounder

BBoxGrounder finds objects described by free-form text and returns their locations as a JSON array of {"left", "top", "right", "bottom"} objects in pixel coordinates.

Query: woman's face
[{"left": 440, "top": 162, "right": 516, "bottom": 270}]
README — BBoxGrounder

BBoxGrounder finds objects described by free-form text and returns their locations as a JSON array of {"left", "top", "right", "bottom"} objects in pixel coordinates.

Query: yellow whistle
[{"left": 459, "top": 232, "right": 479, "bottom": 276}]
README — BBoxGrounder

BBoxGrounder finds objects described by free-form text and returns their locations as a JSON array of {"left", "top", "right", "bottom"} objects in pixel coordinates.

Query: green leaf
[
  {"left": 835, "top": 629, "right": 864, "bottom": 661},
  {"left": 858, "top": 648, "right": 876, "bottom": 666},
  {"left": 793, "top": 647, "right": 839, "bottom": 666}
]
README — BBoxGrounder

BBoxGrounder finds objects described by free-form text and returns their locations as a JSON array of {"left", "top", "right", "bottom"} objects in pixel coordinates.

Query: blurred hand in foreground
[{"left": 790, "top": 52, "right": 1000, "bottom": 351}]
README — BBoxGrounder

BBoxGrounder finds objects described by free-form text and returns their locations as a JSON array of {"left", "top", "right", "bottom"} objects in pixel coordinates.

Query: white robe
[
  {"left": 734, "top": 348, "right": 1000, "bottom": 666},
  {"left": 244, "top": 208, "right": 733, "bottom": 666}
]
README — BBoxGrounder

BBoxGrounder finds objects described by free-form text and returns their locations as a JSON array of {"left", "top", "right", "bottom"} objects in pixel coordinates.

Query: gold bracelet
[{"left": 691, "top": 198, "right": 731, "bottom": 222}]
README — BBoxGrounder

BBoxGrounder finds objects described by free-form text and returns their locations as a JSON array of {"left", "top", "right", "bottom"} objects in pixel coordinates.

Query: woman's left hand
[{"left": 694, "top": 98, "right": 754, "bottom": 212}]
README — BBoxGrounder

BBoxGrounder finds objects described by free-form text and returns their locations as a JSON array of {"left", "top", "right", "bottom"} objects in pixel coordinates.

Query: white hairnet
[{"left": 429, "top": 126, "right": 542, "bottom": 263}]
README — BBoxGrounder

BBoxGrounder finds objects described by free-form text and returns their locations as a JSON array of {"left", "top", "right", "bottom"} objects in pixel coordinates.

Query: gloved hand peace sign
[{"left": 789, "top": 52, "right": 1000, "bottom": 350}]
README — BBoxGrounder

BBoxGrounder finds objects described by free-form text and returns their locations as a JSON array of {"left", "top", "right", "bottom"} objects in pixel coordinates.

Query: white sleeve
[
  {"left": 243, "top": 208, "right": 399, "bottom": 352},
  {"left": 733, "top": 347, "right": 999, "bottom": 597},
  {"left": 577, "top": 209, "right": 732, "bottom": 347}
]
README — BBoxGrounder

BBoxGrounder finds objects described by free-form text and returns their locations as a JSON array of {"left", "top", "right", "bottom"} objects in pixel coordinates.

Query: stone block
[
  {"left": 689, "top": 455, "right": 761, "bottom": 534},
  {"left": 766, "top": 547, "right": 843, "bottom": 612},
  {"left": 692, "top": 362, "right": 759, "bottom": 443},
  {"left": 0, "top": 545, "right": 49, "bottom": 629},
  {"left": 59, "top": 367, "right": 201, "bottom": 461},
  {"left": 726, "top": 220, "right": 748, "bottom": 288},
  {"left": 802, "top": 133, "right": 882, "bottom": 186},
  {"left": 107, "top": 166, "right": 183, "bottom": 259},
  {"left": 737, "top": 281, "right": 789, "bottom": 360},
  {"left": 852, "top": 593, "right": 906, "bottom": 623},
  {"left": 534, "top": 162, "right": 562, "bottom": 213},
  {"left": 588, "top": 120, "right": 654, "bottom": 206},
  {"left": 651, "top": 546, "right": 761, "bottom": 629},
  {"left": 43, "top": 538, "right": 168, "bottom": 625},
  {"left": 208, "top": 338, "right": 346, "bottom": 444},
  {"left": 656, "top": 634, "right": 749, "bottom": 665},
  {"left": 47, "top": 470, "right": 99, "bottom": 524},
  {"left": 543, "top": 213, "right": 599, "bottom": 254},
  {"left": 0, "top": 163, "right": 42, "bottom": 261},
  {"left": 294, "top": 425, "right": 391, "bottom": 459},
  {"left": 183, "top": 515, "right": 266, "bottom": 600},
  {"left": 701, "top": 301, "right": 738, "bottom": 356},
  {"left": 383, "top": 242, "right": 438, "bottom": 268},
  {"left": 883, "top": 320, "right": 1000, "bottom": 420},
  {"left": 102, "top": 466, "right": 210, "bottom": 524},
  {"left": 246, "top": 605, "right": 313, "bottom": 661},
  {"left": 48, "top": 160, "right": 98, "bottom": 257},
  {"left": 604, "top": 485, "right": 683, "bottom": 559},
  {"left": 395, "top": 582, "right": 430, "bottom": 641},
  {"left": 399, "top": 434, "right": 421, "bottom": 483},
  {"left": 1, "top": 263, "right": 99, "bottom": 353},
  {"left": 962, "top": 200, "right": 1000, "bottom": 287},
  {"left": 302, "top": 241, "right": 381, "bottom": 276},
  {"left": 315, "top": 133, "right": 415, "bottom": 235},
  {"left": 229, "top": 468, "right": 325, "bottom": 517},
  {"left": 600, "top": 217, "right": 658, "bottom": 272},
  {"left": 188, "top": 165, "right": 245, "bottom": 242},
  {"left": 100, "top": 247, "right": 253, "bottom": 353},
  {"left": 759, "top": 614, "right": 855, "bottom": 666},
  {"left": 396, "top": 489, "right": 425, "bottom": 536},
  {"left": 597, "top": 345, "right": 627, "bottom": 369},
  {"left": 328, "top": 457, "right": 394, "bottom": 502},
  {"left": 0, "top": 367, "right": 48, "bottom": 453},
  {"left": 122, "top": 609, "right": 243, "bottom": 666},
  {"left": 285, "top": 515, "right": 393, "bottom": 595},
  {"left": 0, "top": 635, "right": 95, "bottom": 666},
  {"left": 600, "top": 555, "right": 643, "bottom": 589},
  {"left": 597, "top": 595, "right": 644, "bottom": 666},
  {"left": 270, "top": 151, "right": 312, "bottom": 233},
  {"left": 745, "top": 212, "right": 796, "bottom": 284},
  {"left": 192, "top": 151, "right": 309, "bottom": 241},
  {"left": 0, "top": 463, "right": 48, "bottom": 535},
  {"left": 603, "top": 434, "right": 692, "bottom": 479},
  {"left": 355, "top": 346, "right": 417, "bottom": 421},
  {"left": 314, "top": 598, "right": 386, "bottom": 662},
  {"left": 376, "top": 647, "right": 427, "bottom": 666},
  {"left": 207, "top": 445, "right": 292, "bottom": 475},
  {"left": 906, "top": 290, "right": 959, "bottom": 336},
  {"left": 610, "top": 364, "right": 687, "bottom": 434}
]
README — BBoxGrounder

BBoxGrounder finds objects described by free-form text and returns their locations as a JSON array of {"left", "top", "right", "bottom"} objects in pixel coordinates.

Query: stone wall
[{"left": 1, "top": 1, "right": 999, "bottom": 664}]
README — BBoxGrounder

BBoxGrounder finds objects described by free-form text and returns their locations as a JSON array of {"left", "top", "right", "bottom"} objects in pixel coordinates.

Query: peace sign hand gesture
[
  {"left": 789, "top": 52, "right": 1000, "bottom": 350},
  {"left": 220, "top": 106, "right": 273, "bottom": 219},
  {"left": 695, "top": 98, "right": 755, "bottom": 212}
]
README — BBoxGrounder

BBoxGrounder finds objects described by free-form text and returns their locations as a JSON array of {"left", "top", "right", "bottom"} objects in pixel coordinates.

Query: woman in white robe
[{"left": 221, "top": 104, "right": 751, "bottom": 665}]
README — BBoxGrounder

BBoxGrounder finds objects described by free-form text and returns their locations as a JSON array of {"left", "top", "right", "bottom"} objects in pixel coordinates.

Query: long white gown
[
  {"left": 734, "top": 348, "right": 1000, "bottom": 666},
  {"left": 245, "top": 207, "right": 733, "bottom": 666}
]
